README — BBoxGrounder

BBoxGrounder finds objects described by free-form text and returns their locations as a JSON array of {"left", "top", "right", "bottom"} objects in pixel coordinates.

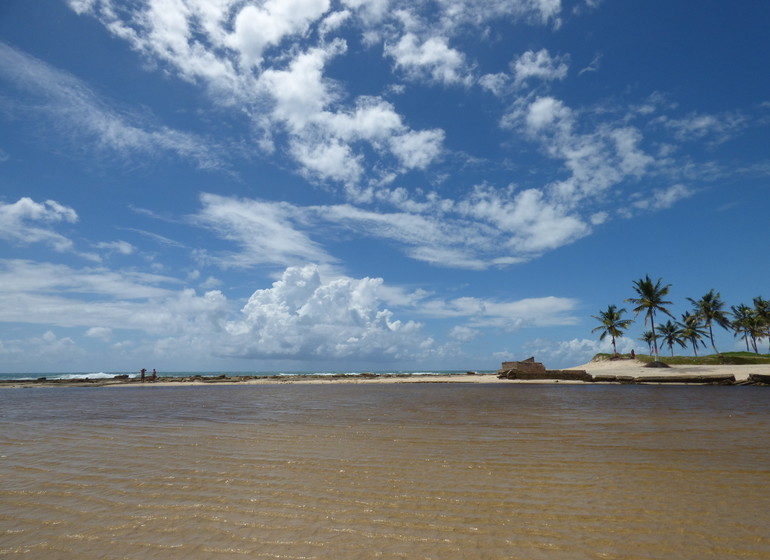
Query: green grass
[{"left": 593, "top": 351, "right": 770, "bottom": 365}]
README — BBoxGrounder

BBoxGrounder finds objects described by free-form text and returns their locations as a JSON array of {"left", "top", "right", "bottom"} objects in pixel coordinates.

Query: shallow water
[{"left": 2, "top": 384, "right": 769, "bottom": 559}]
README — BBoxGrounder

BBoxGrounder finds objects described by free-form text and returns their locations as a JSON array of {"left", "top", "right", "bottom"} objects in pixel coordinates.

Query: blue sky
[{"left": 1, "top": 0, "right": 768, "bottom": 373}]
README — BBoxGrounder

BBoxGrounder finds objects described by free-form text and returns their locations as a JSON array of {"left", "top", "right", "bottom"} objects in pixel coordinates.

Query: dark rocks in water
[
  {"left": 498, "top": 369, "right": 591, "bottom": 381},
  {"left": 748, "top": 373, "right": 770, "bottom": 385},
  {"left": 113, "top": 374, "right": 129, "bottom": 379},
  {"left": 636, "top": 374, "right": 736, "bottom": 384},
  {"left": 644, "top": 361, "right": 671, "bottom": 368},
  {"left": 592, "top": 374, "right": 636, "bottom": 384}
]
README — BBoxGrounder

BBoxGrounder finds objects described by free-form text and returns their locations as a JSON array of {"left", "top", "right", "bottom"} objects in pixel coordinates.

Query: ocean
[
  {"left": 1, "top": 383, "right": 769, "bottom": 559},
  {"left": 0, "top": 370, "right": 482, "bottom": 382}
]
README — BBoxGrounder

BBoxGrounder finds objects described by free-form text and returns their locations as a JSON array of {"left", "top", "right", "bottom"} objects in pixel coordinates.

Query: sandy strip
[
  {"left": 2, "top": 360, "right": 768, "bottom": 388},
  {"left": 571, "top": 358, "right": 770, "bottom": 382}
]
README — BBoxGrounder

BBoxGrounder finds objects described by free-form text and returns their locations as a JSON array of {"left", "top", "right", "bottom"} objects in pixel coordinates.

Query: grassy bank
[{"left": 594, "top": 352, "right": 770, "bottom": 366}]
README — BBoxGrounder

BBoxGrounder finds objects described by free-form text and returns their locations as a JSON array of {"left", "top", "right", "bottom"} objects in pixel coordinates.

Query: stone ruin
[{"left": 497, "top": 357, "right": 592, "bottom": 381}]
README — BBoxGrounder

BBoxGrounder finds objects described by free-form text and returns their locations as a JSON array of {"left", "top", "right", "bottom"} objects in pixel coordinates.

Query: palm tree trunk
[
  {"left": 708, "top": 323, "right": 719, "bottom": 355},
  {"left": 650, "top": 311, "right": 660, "bottom": 361}
]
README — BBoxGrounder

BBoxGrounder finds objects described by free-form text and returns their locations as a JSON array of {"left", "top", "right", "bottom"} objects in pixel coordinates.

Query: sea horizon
[{"left": 0, "top": 369, "right": 494, "bottom": 382}]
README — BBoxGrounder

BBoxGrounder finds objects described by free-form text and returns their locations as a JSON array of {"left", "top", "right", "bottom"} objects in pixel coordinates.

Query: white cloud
[
  {"left": 386, "top": 33, "right": 470, "bottom": 85},
  {"left": 448, "top": 325, "right": 478, "bottom": 342},
  {"left": 222, "top": 264, "right": 436, "bottom": 361},
  {"left": 226, "top": 0, "right": 331, "bottom": 68},
  {"left": 0, "top": 331, "right": 83, "bottom": 365},
  {"left": 504, "top": 96, "right": 656, "bottom": 213},
  {"left": 524, "top": 96, "right": 571, "bottom": 131},
  {"left": 512, "top": 49, "right": 568, "bottom": 86},
  {"left": 659, "top": 111, "right": 747, "bottom": 144},
  {"left": 96, "top": 240, "right": 136, "bottom": 255},
  {"left": 62, "top": 3, "right": 445, "bottom": 191},
  {"left": 632, "top": 184, "right": 694, "bottom": 212},
  {"left": 0, "top": 198, "right": 78, "bottom": 252},
  {"left": 0, "top": 42, "right": 224, "bottom": 169},
  {"left": 578, "top": 53, "right": 602, "bottom": 75},
  {"left": 0, "top": 260, "right": 230, "bottom": 349},
  {"left": 388, "top": 129, "right": 445, "bottom": 170},
  {"left": 479, "top": 72, "right": 509, "bottom": 96},
  {"left": 418, "top": 295, "right": 579, "bottom": 330},
  {"left": 86, "top": 326, "right": 113, "bottom": 340},
  {"left": 194, "top": 193, "right": 334, "bottom": 269}
]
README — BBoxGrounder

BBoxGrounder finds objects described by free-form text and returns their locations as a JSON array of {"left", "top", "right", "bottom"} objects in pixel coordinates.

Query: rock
[{"left": 634, "top": 374, "right": 735, "bottom": 384}]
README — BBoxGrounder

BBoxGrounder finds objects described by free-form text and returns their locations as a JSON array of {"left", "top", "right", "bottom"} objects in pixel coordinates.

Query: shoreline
[{"left": 2, "top": 360, "right": 769, "bottom": 388}]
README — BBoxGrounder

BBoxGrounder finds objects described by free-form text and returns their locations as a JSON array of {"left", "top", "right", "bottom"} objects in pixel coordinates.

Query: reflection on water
[{"left": 2, "top": 384, "right": 769, "bottom": 559}]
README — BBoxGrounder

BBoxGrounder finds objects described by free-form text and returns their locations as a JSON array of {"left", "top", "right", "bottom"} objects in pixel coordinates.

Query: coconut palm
[
  {"left": 753, "top": 296, "right": 770, "bottom": 353},
  {"left": 640, "top": 330, "right": 657, "bottom": 355},
  {"left": 658, "top": 320, "right": 687, "bottom": 357},
  {"left": 626, "top": 275, "right": 674, "bottom": 362},
  {"left": 591, "top": 304, "right": 633, "bottom": 357},
  {"left": 731, "top": 304, "right": 759, "bottom": 353},
  {"left": 679, "top": 312, "right": 708, "bottom": 357},
  {"left": 687, "top": 290, "right": 732, "bottom": 355}
]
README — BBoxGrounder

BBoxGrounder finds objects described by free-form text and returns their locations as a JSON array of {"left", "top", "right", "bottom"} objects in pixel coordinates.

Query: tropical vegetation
[
  {"left": 591, "top": 304, "right": 632, "bottom": 357},
  {"left": 590, "top": 276, "right": 769, "bottom": 360}
]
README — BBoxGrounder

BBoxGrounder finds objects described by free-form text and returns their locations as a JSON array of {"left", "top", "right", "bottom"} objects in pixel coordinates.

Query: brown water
[{"left": 1, "top": 384, "right": 769, "bottom": 559}]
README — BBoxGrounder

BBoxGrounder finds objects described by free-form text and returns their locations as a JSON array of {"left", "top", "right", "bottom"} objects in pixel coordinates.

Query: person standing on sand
[
  {"left": 151, "top": 369, "right": 157, "bottom": 381},
  {"left": 140, "top": 368, "right": 146, "bottom": 382}
]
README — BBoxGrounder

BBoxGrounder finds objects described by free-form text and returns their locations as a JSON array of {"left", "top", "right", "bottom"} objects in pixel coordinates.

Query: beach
[{"left": 2, "top": 358, "right": 769, "bottom": 388}]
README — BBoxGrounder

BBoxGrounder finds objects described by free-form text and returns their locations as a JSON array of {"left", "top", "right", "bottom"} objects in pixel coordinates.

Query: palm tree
[
  {"left": 679, "top": 312, "right": 708, "bottom": 357},
  {"left": 626, "top": 275, "right": 674, "bottom": 362},
  {"left": 658, "top": 320, "right": 686, "bottom": 357},
  {"left": 731, "top": 304, "right": 758, "bottom": 353},
  {"left": 592, "top": 304, "right": 633, "bottom": 356},
  {"left": 640, "top": 330, "right": 657, "bottom": 355},
  {"left": 753, "top": 296, "right": 770, "bottom": 353},
  {"left": 687, "top": 290, "right": 732, "bottom": 355}
]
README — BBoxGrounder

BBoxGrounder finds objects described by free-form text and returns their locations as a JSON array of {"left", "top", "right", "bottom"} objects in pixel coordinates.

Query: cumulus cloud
[
  {"left": 386, "top": 33, "right": 470, "bottom": 85},
  {"left": 503, "top": 96, "right": 655, "bottom": 212},
  {"left": 512, "top": 49, "right": 569, "bottom": 86},
  {"left": 222, "top": 264, "right": 435, "bottom": 361},
  {"left": 59, "top": 0, "right": 571, "bottom": 193},
  {"left": 63, "top": 2, "right": 446, "bottom": 191},
  {"left": 226, "top": 0, "right": 331, "bottom": 68},
  {"left": 0, "top": 198, "right": 78, "bottom": 252}
]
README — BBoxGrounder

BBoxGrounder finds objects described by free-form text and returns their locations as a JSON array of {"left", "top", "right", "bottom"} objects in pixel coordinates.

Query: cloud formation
[
  {"left": 0, "top": 42, "right": 223, "bottom": 169},
  {"left": 0, "top": 198, "right": 78, "bottom": 252}
]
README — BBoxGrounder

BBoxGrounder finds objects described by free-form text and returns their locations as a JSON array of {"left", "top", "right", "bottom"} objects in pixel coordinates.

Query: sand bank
[{"left": 2, "top": 359, "right": 769, "bottom": 388}]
